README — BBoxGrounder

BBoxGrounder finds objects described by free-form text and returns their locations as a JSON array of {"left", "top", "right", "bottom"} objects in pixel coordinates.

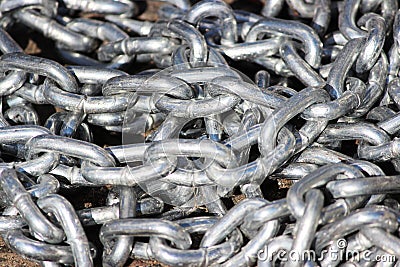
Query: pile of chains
[{"left": 2, "top": 0, "right": 400, "bottom": 266}]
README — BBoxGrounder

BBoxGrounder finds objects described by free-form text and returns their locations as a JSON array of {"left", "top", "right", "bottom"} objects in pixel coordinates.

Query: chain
[{"left": 0, "top": 0, "right": 400, "bottom": 266}]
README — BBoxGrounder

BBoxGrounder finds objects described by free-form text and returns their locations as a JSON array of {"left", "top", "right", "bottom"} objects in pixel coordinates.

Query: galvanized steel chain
[{"left": 0, "top": 0, "right": 400, "bottom": 266}]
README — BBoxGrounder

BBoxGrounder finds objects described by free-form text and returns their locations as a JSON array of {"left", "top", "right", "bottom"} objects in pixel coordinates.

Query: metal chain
[{"left": 0, "top": 0, "right": 400, "bottom": 266}]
